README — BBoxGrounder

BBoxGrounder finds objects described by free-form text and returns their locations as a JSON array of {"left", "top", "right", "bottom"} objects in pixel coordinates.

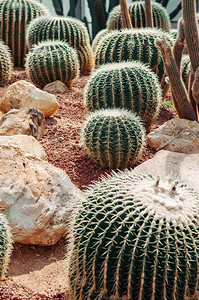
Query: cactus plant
[
  {"left": 92, "top": 29, "right": 108, "bottom": 53},
  {"left": 26, "top": 16, "right": 93, "bottom": 71},
  {"left": 0, "top": 41, "right": 13, "bottom": 85},
  {"left": 25, "top": 40, "right": 80, "bottom": 89},
  {"left": 68, "top": 171, "right": 199, "bottom": 300},
  {"left": 0, "top": 213, "right": 13, "bottom": 280},
  {"left": 0, "top": 0, "right": 49, "bottom": 67},
  {"left": 95, "top": 28, "right": 174, "bottom": 82},
  {"left": 181, "top": 54, "right": 191, "bottom": 90},
  {"left": 81, "top": 108, "right": 146, "bottom": 169},
  {"left": 84, "top": 61, "right": 162, "bottom": 130},
  {"left": 107, "top": 1, "right": 170, "bottom": 32}
]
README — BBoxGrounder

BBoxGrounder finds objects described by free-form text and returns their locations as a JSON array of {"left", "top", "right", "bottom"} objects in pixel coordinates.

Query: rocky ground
[{"left": 0, "top": 68, "right": 176, "bottom": 299}]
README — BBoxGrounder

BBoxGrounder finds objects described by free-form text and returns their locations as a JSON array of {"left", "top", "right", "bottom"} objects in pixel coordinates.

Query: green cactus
[
  {"left": 0, "top": 0, "right": 49, "bottom": 67},
  {"left": 25, "top": 40, "right": 80, "bottom": 89},
  {"left": 84, "top": 61, "right": 162, "bottom": 130},
  {"left": 107, "top": 1, "right": 170, "bottom": 32},
  {"left": 170, "top": 29, "right": 178, "bottom": 40},
  {"left": 181, "top": 54, "right": 191, "bottom": 90},
  {"left": 81, "top": 108, "right": 146, "bottom": 169},
  {"left": 92, "top": 29, "right": 108, "bottom": 53},
  {"left": 0, "top": 213, "right": 13, "bottom": 280},
  {"left": 68, "top": 171, "right": 199, "bottom": 300},
  {"left": 26, "top": 15, "right": 93, "bottom": 71},
  {"left": 0, "top": 40, "right": 13, "bottom": 85},
  {"left": 94, "top": 28, "right": 174, "bottom": 82}
]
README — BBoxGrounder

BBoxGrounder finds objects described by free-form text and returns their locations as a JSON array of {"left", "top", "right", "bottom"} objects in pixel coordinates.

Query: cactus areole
[{"left": 68, "top": 171, "right": 199, "bottom": 300}]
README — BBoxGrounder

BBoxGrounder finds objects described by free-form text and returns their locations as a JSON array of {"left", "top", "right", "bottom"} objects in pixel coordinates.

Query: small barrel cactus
[
  {"left": 84, "top": 61, "right": 162, "bottom": 130},
  {"left": 181, "top": 54, "right": 190, "bottom": 90},
  {"left": 68, "top": 171, "right": 199, "bottom": 299},
  {"left": 25, "top": 40, "right": 80, "bottom": 89},
  {"left": 92, "top": 29, "right": 108, "bottom": 53},
  {"left": 81, "top": 109, "right": 146, "bottom": 169},
  {"left": 26, "top": 16, "right": 93, "bottom": 71},
  {"left": 0, "top": 213, "right": 13, "bottom": 280},
  {"left": 0, "top": 0, "right": 49, "bottom": 67},
  {"left": 107, "top": 1, "right": 170, "bottom": 32},
  {"left": 0, "top": 41, "right": 13, "bottom": 85},
  {"left": 94, "top": 28, "right": 174, "bottom": 82}
]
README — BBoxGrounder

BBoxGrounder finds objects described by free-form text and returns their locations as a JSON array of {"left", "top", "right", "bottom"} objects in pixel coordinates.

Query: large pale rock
[
  {"left": 0, "top": 135, "right": 47, "bottom": 160},
  {"left": 147, "top": 118, "right": 199, "bottom": 153},
  {"left": 135, "top": 150, "right": 199, "bottom": 192},
  {"left": 43, "top": 80, "right": 68, "bottom": 94},
  {"left": 0, "top": 80, "right": 60, "bottom": 117},
  {"left": 0, "top": 107, "right": 45, "bottom": 140},
  {"left": 0, "top": 145, "right": 82, "bottom": 245}
]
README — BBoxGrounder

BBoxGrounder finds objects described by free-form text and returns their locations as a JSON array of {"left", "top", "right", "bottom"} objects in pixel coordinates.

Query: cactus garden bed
[{"left": 0, "top": 67, "right": 176, "bottom": 299}]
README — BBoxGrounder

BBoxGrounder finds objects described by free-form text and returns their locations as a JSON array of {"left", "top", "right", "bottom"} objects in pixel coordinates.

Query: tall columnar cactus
[
  {"left": 84, "top": 61, "right": 162, "bottom": 130},
  {"left": 0, "top": 213, "right": 13, "bottom": 280},
  {"left": 92, "top": 29, "right": 108, "bottom": 53},
  {"left": 68, "top": 171, "right": 199, "bottom": 300},
  {"left": 107, "top": 1, "right": 170, "bottom": 32},
  {"left": 94, "top": 28, "right": 174, "bottom": 82},
  {"left": 25, "top": 41, "right": 80, "bottom": 89},
  {"left": 0, "top": 41, "right": 13, "bottom": 85},
  {"left": 0, "top": 0, "right": 49, "bottom": 67},
  {"left": 181, "top": 55, "right": 191, "bottom": 90},
  {"left": 81, "top": 109, "right": 146, "bottom": 169},
  {"left": 26, "top": 16, "right": 93, "bottom": 71}
]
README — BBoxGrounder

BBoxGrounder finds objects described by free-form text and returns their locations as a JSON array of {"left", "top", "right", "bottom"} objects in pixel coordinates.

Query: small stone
[
  {"left": 43, "top": 81, "right": 68, "bottom": 94},
  {"left": 0, "top": 80, "right": 60, "bottom": 117}
]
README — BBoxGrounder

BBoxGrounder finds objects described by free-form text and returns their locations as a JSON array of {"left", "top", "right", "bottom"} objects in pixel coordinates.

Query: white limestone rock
[{"left": 43, "top": 80, "right": 68, "bottom": 94}]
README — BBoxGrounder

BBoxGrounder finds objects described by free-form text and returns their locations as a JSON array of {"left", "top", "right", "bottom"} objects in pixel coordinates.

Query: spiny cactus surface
[
  {"left": 181, "top": 54, "right": 191, "bottom": 90},
  {"left": 81, "top": 109, "right": 146, "bottom": 169},
  {"left": 0, "top": 40, "right": 13, "bottom": 85},
  {"left": 92, "top": 28, "right": 108, "bottom": 53},
  {"left": 68, "top": 171, "right": 199, "bottom": 300},
  {"left": 84, "top": 61, "right": 162, "bottom": 130},
  {"left": 25, "top": 40, "right": 80, "bottom": 88},
  {"left": 107, "top": 1, "right": 170, "bottom": 32},
  {"left": 0, "top": 0, "right": 49, "bottom": 67},
  {"left": 26, "top": 16, "right": 93, "bottom": 71},
  {"left": 94, "top": 28, "right": 174, "bottom": 82},
  {"left": 0, "top": 213, "right": 13, "bottom": 280}
]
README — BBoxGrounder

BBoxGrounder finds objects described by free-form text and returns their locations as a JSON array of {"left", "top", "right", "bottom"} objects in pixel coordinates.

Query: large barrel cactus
[
  {"left": 84, "top": 61, "right": 162, "bottom": 130},
  {"left": 68, "top": 171, "right": 199, "bottom": 300},
  {"left": 0, "top": 40, "right": 13, "bottom": 85},
  {"left": 107, "top": 1, "right": 170, "bottom": 32},
  {"left": 26, "top": 16, "right": 93, "bottom": 71},
  {"left": 0, "top": 213, "right": 13, "bottom": 280},
  {"left": 92, "top": 29, "right": 108, "bottom": 53},
  {"left": 0, "top": 0, "right": 49, "bottom": 67},
  {"left": 94, "top": 28, "right": 174, "bottom": 82},
  {"left": 25, "top": 40, "right": 80, "bottom": 89},
  {"left": 81, "top": 109, "right": 146, "bottom": 169}
]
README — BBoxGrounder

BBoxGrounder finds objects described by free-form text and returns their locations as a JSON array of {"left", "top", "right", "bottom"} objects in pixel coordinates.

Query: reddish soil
[{"left": 0, "top": 68, "right": 176, "bottom": 299}]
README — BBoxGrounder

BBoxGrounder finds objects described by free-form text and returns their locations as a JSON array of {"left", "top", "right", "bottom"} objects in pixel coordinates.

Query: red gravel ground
[{"left": 0, "top": 68, "right": 176, "bottom": 299}]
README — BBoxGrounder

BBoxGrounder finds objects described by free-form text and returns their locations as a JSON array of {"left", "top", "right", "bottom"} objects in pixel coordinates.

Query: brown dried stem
[
  {"left": 119, "top": 0, "right": 133, "bottom": 29},
  {"left": 145, "top": 0, "right": 153, "bottom": 28},
  {"left": 155, "top": 38, "right": 197, "bottom": 121}
]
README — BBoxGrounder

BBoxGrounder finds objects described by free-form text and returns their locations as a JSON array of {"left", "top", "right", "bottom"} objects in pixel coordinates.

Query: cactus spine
[
  {"left": 0, "top": 40, "right": 13, "bottom": 85},
  {"left": 68, "top": 171, "right": 199, "bottom": 300},
  {"left": 181, "top": 55, "right": 191, "bottom": 90},
  {"left": 81, "top": 109, "right": 146, "bottom": 169},
  {"left": 107, "top": 1, "right": 170, "bottom": 32},
  {"left": 25, "top": 41, "right": 80, "bottom": 88},
  {"left": 0, "top": 213, "right": 13, "bottom": 280},
  {"left": 84, "top": 61, "right": 162, "bottom": 130},
  {"left": 94, "top": 28, "right": 174, "bottom": 82},
  {"left": 92, "top": 29, "right": 108, "bottom": 53},
  {"left": 26, "top": 16, "right": 93, "bottom": 71},
  {"left": 0, "top": 0, "right": 49, "bottom": 67}
]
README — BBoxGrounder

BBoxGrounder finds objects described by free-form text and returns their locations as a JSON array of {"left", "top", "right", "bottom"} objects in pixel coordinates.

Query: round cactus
[
  {"left": 84, "top": 61, "right": 162, "bottom": 130},
  {"left": 0, "top": 40, "right": 13, "bottom": 85},
  {"left": 181, "top": 55, "right": 190, "bottom": 90},
  {"left": 94, "top": 28, "right": 174, "bottom": 82},
  {"left": 81, "top": 109, "right": 146, "bottom": 169},
  {"left": 92, "top": 29, "right": 108, "bottom": 53},
  {"left": 25, "top": 40, "right": 80, "bottom": 89},
  {"left": 107, "top": 1, "right": 170, "bottom": 32},
  {"left": 0, "top": 0, "right": 49, "bottom": 67},
  {"left": 26, "top": 16, "right": 93, "bottom": 71},
  {"left": 0, "top": 213, "right": 13, "bottom": 280},
  {"left": 68, "top": 171, "right": 199, "bottom": 300}
]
